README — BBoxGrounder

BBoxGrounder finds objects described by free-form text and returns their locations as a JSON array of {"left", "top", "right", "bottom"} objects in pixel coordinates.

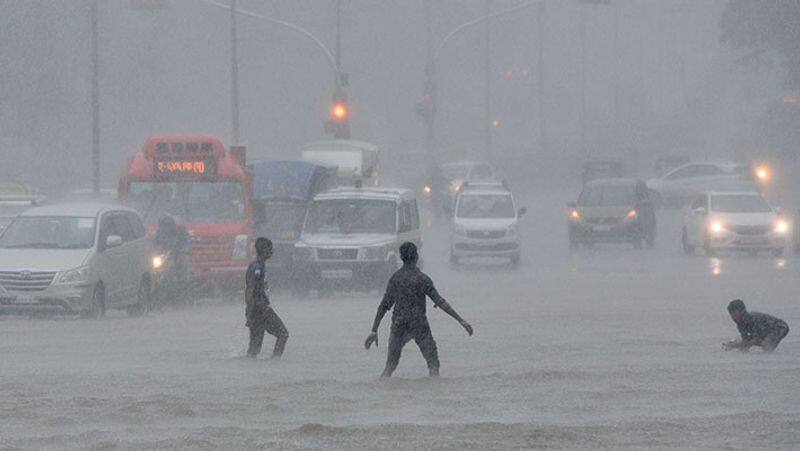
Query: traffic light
[{"left": 325, "top": 92, "right": 350, "bottom": 139}]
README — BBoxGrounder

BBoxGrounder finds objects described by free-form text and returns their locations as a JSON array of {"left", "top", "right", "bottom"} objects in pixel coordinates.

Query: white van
[{"left": 302, "top": 140, "right": 380, "bottom": 186}]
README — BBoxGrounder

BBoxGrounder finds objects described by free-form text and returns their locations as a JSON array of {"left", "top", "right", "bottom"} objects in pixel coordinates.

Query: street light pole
[
  {"left": 537, "top": 0, "right": 546, "bottom": 157},
  {"left": 483, "top": 0, "right": 493, "bottom": 161},
  {"left": 424, "top": 0, "right": 436, "bottom": 161},
  {"left": 91, "top": 0, "right": 100, "bottom": 195},
  {"left": 230, "top": 0, "right": 240, "bottom": 144},
  {"left": 579, "top": 1, "right": 587, "bottom": 159}
]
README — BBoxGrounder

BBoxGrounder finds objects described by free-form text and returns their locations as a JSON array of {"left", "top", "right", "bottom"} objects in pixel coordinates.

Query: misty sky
[{"left": 0, "top": 1, "right": 787, "bottom": 192}]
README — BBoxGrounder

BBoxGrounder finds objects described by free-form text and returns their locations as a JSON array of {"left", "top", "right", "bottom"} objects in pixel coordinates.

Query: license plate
[
  {"left": 593, "top": 224, "right": 611, "bottom": 232},
  {"left": 320, "top": 269, "right": 353, "bottom": 280},
  {"left": 14, "top": 295, "right": 36, "bottom": 305}
]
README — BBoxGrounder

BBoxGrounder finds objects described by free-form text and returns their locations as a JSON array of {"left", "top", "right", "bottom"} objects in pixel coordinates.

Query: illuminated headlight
[
  {"left": 232, "top": 234, "right": 248, "bottom": 260},
  {"left": 709, "top": 221, "right": 726, "bottom": 234},
  {"left": 54, "top": 265, "right": 91, "bottom": 285},
  {"left": 454, "top": 224, "right": 468, "bottom": 236},
  {"left": 151, "top": 255, "right": 165, "bottom": 270},
  {"left": 774, "top": 219, "right": 789, "bottom": 234},
  {"left": 569, "top": 209, "right": 581, "bottom": 221},
  {"left": 422, "top": 185, "right": 432, "bottom": 195},
  {"left": 755, "top": 165, "right": 770, "bottom": 183},
  {"left": 363, "top": 246, "right": 387, "bottom": 261}
]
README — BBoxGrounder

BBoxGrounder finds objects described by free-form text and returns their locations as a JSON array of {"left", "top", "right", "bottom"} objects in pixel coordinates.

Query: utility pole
[
  {"left": 424, "top": 0, "right": 436, "bottom": 161},
  {"left": 536, "top": 0, "right": 546, "bottom": 157},
  {"left": 91, "top": 0, "right": 100, "bottom": 194},
  {"left": 483, "top": 0, "right": 492, "bottom": 161},
  {"left": 579, "top": 1, "right": 587, "bottom": 159},
  {"left": 329, "top": 0, "right": 350, "bottom": 139},
  {"left": 230, "top": 0, "right": 240, "bottom": 144}
]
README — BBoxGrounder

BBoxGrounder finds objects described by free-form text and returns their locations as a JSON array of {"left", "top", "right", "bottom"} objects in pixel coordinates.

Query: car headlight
[
  {"left": 623, "top": 209, "right": 638, "bottom": 221},
  {"left": 54, "top": 265, "right": 91, "bottom": 285},
  {"left": 709, "top": 221, "right": 726, "bottom": 235},
  {"left": 774, "top": 219, "right": 789, "bottom": 234},
  {"left": 151, "top": 254, "right": 165, "bottom": 270},
  {"left": 454, "top": 224, "right": 468, "bottom": 236},
  {"left": 363, "top": 245, "right": 388, "bottom": 261},
  {"left": 232, "top": 234, "right": 248, "bottom": 260},
  {"left": 422, "top": 185, "right": 432, "bottom": 196},
  {"left": 569, "top": 209, "right": 581, "bottom": 222}
]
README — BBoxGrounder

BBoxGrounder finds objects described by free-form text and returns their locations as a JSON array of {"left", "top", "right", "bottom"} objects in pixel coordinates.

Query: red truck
[{"left": 118, "top": 135, "right": 252, "bottom": 291}]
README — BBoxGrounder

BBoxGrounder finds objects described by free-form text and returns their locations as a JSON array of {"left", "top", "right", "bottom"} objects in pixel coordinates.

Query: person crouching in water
[
  {"left": 365, "top": 242, "right": 473, "bottom": 377},
  {"left": 245, "top": 237, "right": 288, "bottom": 358},
  {"left": 724, "top": 299, "right": 789, "bottom": 352}
]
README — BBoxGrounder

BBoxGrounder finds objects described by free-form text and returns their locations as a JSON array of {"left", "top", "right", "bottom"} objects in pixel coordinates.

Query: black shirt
[
  {"left": 378, "top": 264, "right": 445, "bottom": 321},
  {"left": 737, "top": 312, "right": 788, "bottom": 342},
  {"left": 246, "top": 260, "right": 269, "bottom": 305}
]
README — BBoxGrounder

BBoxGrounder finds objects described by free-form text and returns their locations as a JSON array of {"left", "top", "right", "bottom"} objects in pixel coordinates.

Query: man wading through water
[
  {"left": 365, "top": 242, "right": 473, "bottom": 377},
  {"left": 245, "top": 238, "right": 289, "bottom": 358}
]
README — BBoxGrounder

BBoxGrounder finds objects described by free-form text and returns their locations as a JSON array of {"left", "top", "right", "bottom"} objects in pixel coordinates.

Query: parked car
[
  {"left": 582, "top": 160, "right": 624, "bottom": 185},
  {"left": 0, "top": 203, "right": 152, "bottom": 317},
  {"left": 681, "top": 191, "right": 788, "bottom": 256},
  {"left": 301, "top": 140, "right": 380, "bottom": 187},
  {"left": 646, "top": 161, "right": 755, "bottom": 208},
  {"left": 449, "top": 180, "right": 525, "bottom": 266},
  {"left": 248, "top": 160, "right": 337, "bottom": 283},
  {"left": 568, "top": 178, "right": 656, "bottom": 249},
  {"left": 293, "top": 186, "right": 420, "bottom": 292},
  {"left": 427, "top": 161, "right": 495, "bottom": 216}
]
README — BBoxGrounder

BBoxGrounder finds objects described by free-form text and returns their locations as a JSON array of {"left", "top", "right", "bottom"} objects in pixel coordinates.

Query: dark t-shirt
[
  {"left": 378, "top": 264, "right": 445, "bottom": 322},
  {"left": 737, "top": 312, "right": 788, "bottom": 342},
  {"left": 245, "top": 260, "right": 269, "bottom": 305}
]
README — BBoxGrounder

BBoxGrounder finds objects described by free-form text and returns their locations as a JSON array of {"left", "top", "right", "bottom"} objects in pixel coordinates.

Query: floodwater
[{"left": 1, "top": 190, "right": 798, "bottom": 450}]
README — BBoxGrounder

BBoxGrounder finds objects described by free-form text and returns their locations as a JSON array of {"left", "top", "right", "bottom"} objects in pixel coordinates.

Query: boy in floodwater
[
  {"left": 723, "top": 299, "right": 789, "bottom": 352},
  {"left": 245, "top": 237, "right": 289, "bottom": 358},
  {"left": 365, "top": 242, "right": 473, "bottom": 377}
]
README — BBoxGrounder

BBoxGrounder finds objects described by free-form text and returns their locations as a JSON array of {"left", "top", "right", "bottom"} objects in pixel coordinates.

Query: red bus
[{"left": 118, "top": 135, "right": 251, "bottom": 290}]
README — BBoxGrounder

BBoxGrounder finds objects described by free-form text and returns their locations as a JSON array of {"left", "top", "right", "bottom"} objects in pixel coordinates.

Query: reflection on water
[{"left": 710, "top": 257, "right": 722, "bottom": 276}]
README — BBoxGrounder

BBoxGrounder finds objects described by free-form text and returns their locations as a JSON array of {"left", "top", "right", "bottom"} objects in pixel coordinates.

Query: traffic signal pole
[
  {"left": 91, "top": 0, "right": 100, "bottom": 195},
  {"left": 230, "top": 0, "right": 240, "bottom": 144}
]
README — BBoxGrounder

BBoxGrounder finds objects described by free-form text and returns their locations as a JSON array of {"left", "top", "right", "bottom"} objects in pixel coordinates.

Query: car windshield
[
  {"left": 0, "top": 216, "right": 96, "bottom": 249},
  {"left": 711, "top": 194, "right": 771, "bottom": 213},
  {"left": 255, "top": 202, "right": 307, "bottom": 239},
  {"left": 306, "top": 199, "right": 396, "bottom": 234},
  {"left": 580, "top": 185, "right": 636, "bottom": 206},
  {"left": 126, "top": 181, "right": 245, "bottom": 224},
  {"left": 457, "top": 194, "right": 515, "bottom": 218}
]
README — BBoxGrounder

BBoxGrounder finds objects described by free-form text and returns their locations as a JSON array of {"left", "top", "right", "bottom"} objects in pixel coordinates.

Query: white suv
[
  {"left": 449, "top": 181, "right": 526, "bottom": 266},
  {"left": 681, "top": 191, "right": 789, "bottom": 256}
]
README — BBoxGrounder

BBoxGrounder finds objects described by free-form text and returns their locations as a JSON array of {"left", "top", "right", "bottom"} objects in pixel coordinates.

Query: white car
[
  {"left": 647, "top": 161, "right": 756, "bottom": 208},
  {"left": 681, "top": 192, "right": 789, "bottom": 256},
  {"left": 0, "top": 203, "right": 152, "bottom": 317},
  {"left": 449, "top": 181, "right": 525, "bottom": 266},
  {"left": 293, "top": 186, "right": 421, "bottom": 292}
]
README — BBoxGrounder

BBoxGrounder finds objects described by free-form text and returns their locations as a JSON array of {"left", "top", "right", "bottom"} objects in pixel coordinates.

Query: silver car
[{"left": 0, "top": 203, "right": 152, "bottom": 318}]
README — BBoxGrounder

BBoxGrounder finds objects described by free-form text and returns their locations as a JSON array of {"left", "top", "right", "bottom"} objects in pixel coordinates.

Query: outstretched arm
[
  {"left": 425, "top": 279, "right": 473, "bottom": 336},
  {"left": 366, "top": 289, "right": 393, "bottom": 349}
]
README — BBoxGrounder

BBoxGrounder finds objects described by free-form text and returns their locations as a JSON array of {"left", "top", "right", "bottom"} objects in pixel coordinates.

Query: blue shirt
[{"left": 245, "top": 260, "right": 269, "bottom": 304}]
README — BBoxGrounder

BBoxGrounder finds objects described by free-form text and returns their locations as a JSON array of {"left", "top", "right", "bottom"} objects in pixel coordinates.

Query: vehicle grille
[
  {"left": 317, "top": 248, "right": 358, "bottom": 260},
  {"left": 455, "top": 242, "right": 518, "bottom": 252},
  {"left": 586, "top": 217, "right": 620, "bottom": 225},
  {"left": 190, "top": 237, "right": 232, "bottom": 263},
  {"left": 0, "top": 271, "right": 57, "bottom": 292},
  {"left": 467, "top": 230, "right": 506, "bottom": 239},
  {"left": 730, "top": 225, "right": 769, "bottom": 235}
]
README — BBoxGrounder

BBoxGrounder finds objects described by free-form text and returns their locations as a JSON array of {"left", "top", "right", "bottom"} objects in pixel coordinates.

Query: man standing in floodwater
[
  {"left": 365, "top": 242, "right": 473, "bottom": 377},
  {"left": 723, "top": 299, "right": 789, "bottom": 352},
  {"left": 245, "top": 237, "right": 289, "bottom": 358}
]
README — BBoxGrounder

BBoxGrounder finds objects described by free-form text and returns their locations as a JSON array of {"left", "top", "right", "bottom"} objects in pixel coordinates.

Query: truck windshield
[
  {"left": 457, "top": 194, "right": 515, "bottom": 218},
  {"left": 255, "top": 202, "right": 307, "bottom": 239},
  {"left": 127, "top": 181, "right": 245, "bottom": 224},
  {"left": 0, "top": 216, "right": 96, "bottom": 249},
  {"left": 711, "top": 194, "right": 771, "bottom": 213},
  {"left": 306, "top": 199, "right": 396, "bottom": 234}
]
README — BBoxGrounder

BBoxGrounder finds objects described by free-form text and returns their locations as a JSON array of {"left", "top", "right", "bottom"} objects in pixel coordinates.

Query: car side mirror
[
  {"left": 518, "top": 207, "right": 527, "bottom": 216},
  {"left": 693, "top": 207, "right": 707, "bottom": 216},
  {"left": 105, "top": 235, "right": 123, "bottom": 249}
]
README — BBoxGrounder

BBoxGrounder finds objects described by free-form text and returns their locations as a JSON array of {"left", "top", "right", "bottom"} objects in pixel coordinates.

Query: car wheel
[
  {"left": 127, "top": 276, "right": 151, "bottom": 317},
  {"left": 81, "top": 284, "right": 105, "bottom": 319},
  {"left": 681, "top": 228, "right": 694, "bottom": 255},
  {"left": 703, "top": 235, "right": 716, "bottom": 257}
]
